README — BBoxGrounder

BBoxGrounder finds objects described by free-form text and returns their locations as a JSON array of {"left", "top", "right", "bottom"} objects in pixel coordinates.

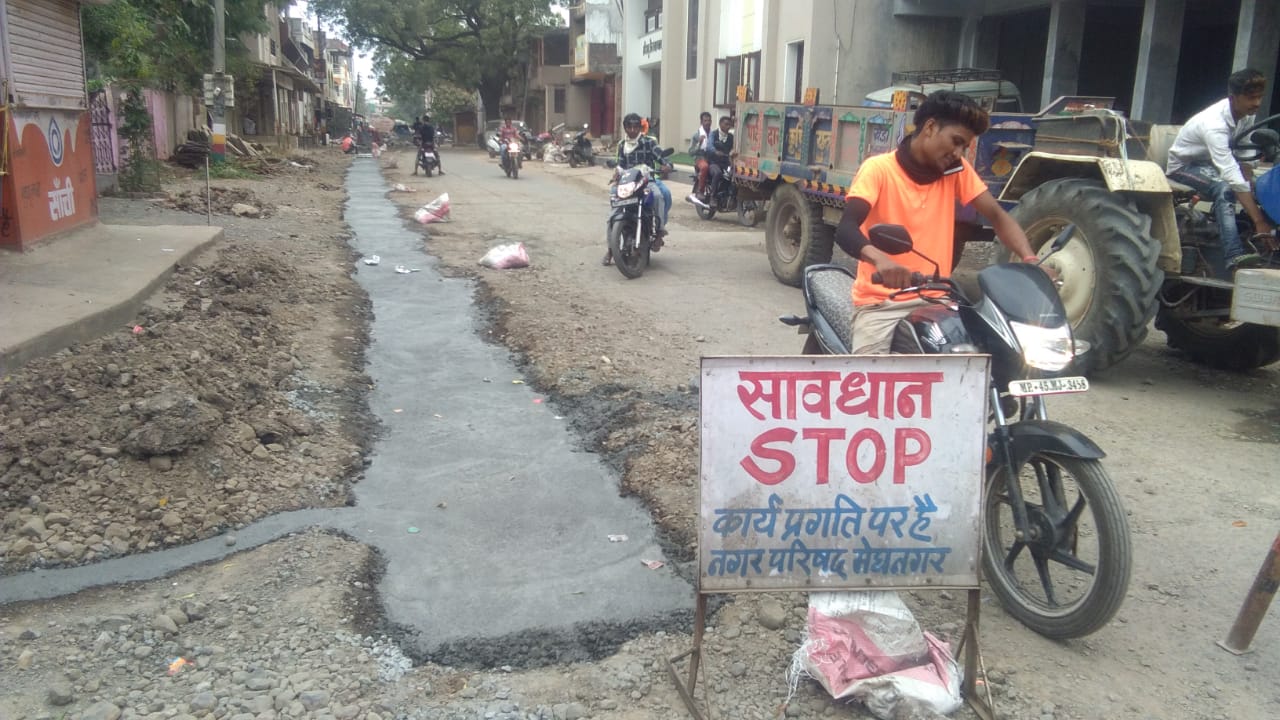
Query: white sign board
[{"left": 698, "top": 355, "right": 989, "bottom": 592}]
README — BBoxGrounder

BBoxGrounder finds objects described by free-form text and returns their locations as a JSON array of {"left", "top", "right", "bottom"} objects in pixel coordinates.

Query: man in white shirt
[
  {"left": 687, "top": 111, "right": 713, "bottom": 208},
  {"left": 1167, "top": 68, "right": 1274, "bottom": 276}
]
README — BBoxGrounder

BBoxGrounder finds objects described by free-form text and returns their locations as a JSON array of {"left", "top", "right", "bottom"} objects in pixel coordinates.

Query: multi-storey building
[{"left": 624, "top": 0, "right": 1278, "bottom": 150}]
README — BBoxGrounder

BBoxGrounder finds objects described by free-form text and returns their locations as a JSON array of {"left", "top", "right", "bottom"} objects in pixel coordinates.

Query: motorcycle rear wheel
[
  {"left": 696, "top": 202, "right": 717, "bottom": 220},
  {"left": 982, "top": 452, "right": 1131, "bottom": 639},
  {"left": 607, "top": 220, "right": 648, "bottom": 279}
]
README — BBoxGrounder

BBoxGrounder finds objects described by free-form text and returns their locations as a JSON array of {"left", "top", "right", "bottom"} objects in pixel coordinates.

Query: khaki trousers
[{"left": 849, "top": 298, "right": 932, "bottom": 355}]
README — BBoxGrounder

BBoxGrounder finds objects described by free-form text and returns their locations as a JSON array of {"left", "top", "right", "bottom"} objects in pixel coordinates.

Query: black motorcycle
[
  {"left": 605, "top": 148, "right": 674, "bottom": 279},
  {"left": 568, "top": 123, "right": 595, "bottom": 168},
  {"left": 692, "top": 161, "right": 765, "bottom": 227},
  {"left": 413, "top": 141, "right": 438, "bottom": 177},
  {"left": 780, "top": 223, "right": 1132, "bottom": 639}
]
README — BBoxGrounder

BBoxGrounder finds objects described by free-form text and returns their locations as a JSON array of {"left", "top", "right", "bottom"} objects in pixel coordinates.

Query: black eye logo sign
[{"left": 49, "top": 117, "right": 64, "bottom": 167}]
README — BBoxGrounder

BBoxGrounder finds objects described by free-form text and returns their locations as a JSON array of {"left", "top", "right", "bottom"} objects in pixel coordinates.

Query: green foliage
[
  {"left": 117, "top": 86, "right": 161, "bottom": 192},
  {"left": 82, "top": 0, "right": 273, "bottom": 91},
  {"left": 310, "top": 0, "right": 562, "bottom": 117}
]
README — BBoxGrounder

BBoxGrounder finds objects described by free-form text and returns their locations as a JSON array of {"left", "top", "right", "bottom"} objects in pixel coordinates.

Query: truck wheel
[
  {"left": 1008, "top": 179, "right": 1162, "bottom": 373},
  {"left": 766, "top": 183, "right": 834, "bottom": 287},
  {"left": 1155, "top": 300, "right": 1280, "bottom": 370}
]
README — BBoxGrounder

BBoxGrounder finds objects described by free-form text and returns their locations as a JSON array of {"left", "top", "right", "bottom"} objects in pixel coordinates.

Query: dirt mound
[{"left": 166, "top": 187, "right": 274, "bottom": 218}]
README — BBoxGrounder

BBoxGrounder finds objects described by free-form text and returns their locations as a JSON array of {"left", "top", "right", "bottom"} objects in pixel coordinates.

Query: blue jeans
[
  {"left": 651, "top": 178, "right": 671, "bottom": 231},
  {"left": 1168, "top": 166, "right": 1249, "bottom": 268}
]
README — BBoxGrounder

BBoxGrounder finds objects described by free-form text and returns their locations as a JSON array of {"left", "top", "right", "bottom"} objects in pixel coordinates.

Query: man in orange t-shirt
[{"left": 835, "top": 90, "right": 1041, "bottom": 354}]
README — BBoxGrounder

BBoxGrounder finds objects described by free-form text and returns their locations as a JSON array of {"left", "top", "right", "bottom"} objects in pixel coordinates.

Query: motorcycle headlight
[
  {"left": 509, "top": 142, "right": 521, "bottom": 153},
  {"left": 616, "top": 181, "right": 638, "bottom": 199},
  {"left": 1009, "top": 321, "right": 1076, "bottom": 372}
]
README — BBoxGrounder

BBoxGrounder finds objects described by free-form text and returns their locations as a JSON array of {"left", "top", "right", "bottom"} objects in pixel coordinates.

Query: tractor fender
[{"left": 999, "top": 152, "right": 1181, "bottom": 274}]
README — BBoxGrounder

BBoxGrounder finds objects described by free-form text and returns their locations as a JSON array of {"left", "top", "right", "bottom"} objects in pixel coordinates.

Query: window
[
  {"left": 785, "top": 41, "right": 804, "bottom": 104},
  {"left": 645, "top": 0, "right": 663, "bottom": 33},
  {"left": 713, "top": 51, "right": 760, "bottom": 108},
  {"left": 686, "top": 0, "right": 699, "bottom": 80},
  {"left": 553, "top": 87, "right": 566, "bottom": 114}
]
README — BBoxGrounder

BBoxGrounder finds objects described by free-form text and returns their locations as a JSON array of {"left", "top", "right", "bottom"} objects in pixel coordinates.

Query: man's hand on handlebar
[{"left": 869, "top": 257, "right": 920, "bottom": 288}]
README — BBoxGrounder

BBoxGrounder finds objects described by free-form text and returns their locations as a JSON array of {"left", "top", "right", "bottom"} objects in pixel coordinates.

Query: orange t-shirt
[{"left": 847, "top": 153, "right": 988, "bottom": 305}]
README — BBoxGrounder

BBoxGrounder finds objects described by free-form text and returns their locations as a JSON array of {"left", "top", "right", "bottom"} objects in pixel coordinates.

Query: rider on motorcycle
[
  {"left": 497, "top": 114, "right": 522, "bottom": 166},
  {"left": 602, "top": 113, "right": 673, "bottom": 266},
  {"left": 834, "top": 90, "right": 1040, "bottom": 354},
  {"left": 705, "top": 115, "right": 736, "bottom": 202},
  {"left": 416, "top": 114, "right": 444, "bottom": 175}
]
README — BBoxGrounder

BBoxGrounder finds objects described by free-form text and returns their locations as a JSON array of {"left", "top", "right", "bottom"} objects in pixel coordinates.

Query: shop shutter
[{"left": 6, "top": 0, "right": 87, "bottom": 109}]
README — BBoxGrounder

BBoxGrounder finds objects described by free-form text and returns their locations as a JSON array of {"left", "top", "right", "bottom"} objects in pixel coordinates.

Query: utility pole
[{"left": 205, "top": 0, "right": 235, "bottom": 163}]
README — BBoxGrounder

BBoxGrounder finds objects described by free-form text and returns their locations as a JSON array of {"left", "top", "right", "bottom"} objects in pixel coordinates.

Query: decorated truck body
[{"left": 736, "top": 96, "right": 1280, "bottom": 373}]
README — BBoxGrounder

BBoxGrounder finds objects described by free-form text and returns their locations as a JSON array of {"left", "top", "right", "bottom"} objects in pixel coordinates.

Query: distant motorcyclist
[
  {"left": 416, "top": 114, "right": 444, "bottom": 175},
  {"left": 603, "top": 113, "right": 672, "bottom": 266},
  {"left": 687, "top": 111, "right": 713, "bottom": 207},
  {"left": 705, "top": 115, "right": 736, "bottom": 200}
]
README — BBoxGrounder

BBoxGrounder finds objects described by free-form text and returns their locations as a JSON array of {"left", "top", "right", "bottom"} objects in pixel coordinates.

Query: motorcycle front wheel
[
  {"left": 569, "top": 154, "right": 579, "bottom": 168},
  {"left": 982, "top": 452, "right": 1131, "bottom": 639},
  {"left": 607, "top": 220, "right": 648, "bottom": 279}
]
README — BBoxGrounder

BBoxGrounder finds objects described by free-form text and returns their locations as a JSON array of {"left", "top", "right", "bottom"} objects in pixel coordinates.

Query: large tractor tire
[
  {"left": 766, "top": 183, "right": 834, "bottom": 287},
  {"left": 1009, "top": 179, "right": 1162, "bottom": 374},
  {"left": 1155, "top": 297, "right": 1280, "bottom": 371}
]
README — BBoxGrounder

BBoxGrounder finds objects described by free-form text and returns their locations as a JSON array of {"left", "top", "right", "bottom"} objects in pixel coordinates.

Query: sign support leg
[
  {"left": 1218, "top": 529, "right": 1280, "bottom": 655},
  {"left": 668, "top": 593, "right": 709, "bottom": 720},
  {"left": 958, "top": 588, "right": 996, "bottom": 720}
]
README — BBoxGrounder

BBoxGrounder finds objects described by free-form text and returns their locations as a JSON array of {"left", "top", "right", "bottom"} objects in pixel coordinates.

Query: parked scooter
[
  {"left": 779, "top": 223, "right": 1132, "bottom": 640},
  {"left": 567, "top": 123, "right": 595, "bottom": 168},
  {"left": 604, "top": 148, "right": 675, "bottom": 278}
]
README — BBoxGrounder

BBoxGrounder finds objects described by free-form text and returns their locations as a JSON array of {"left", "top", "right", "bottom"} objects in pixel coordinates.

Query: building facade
[
  {"left": 0, "top": 0, "right": 104, "bottom": 249},
  {"left": 626, "top": 0, "right": 1280, "bottom": 150},
  {"left": 571, "top": 0, "right": 624, "bottom": 138}
]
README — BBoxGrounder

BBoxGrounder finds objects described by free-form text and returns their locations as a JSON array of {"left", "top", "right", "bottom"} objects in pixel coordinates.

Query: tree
[
  {"left": 82, "top": 0, "right": 273, "bottom": 91},
  {"left": 309, "top": 0, "right": 560, "bottom": 119}
]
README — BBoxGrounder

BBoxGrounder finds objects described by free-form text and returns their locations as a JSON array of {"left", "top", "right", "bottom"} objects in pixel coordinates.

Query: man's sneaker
[
  {"left": 1229, "top": 253, "right": 1265, "bottom": 270},
  {"left": 686, "top": 193, "right": 709, "bottom": 209}
]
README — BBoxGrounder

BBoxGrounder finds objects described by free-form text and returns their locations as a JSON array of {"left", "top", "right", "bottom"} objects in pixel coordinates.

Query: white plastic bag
[
  {"left": 790, "top": 591, "right": 962, "bottom": 719},
  {"left": 479, "top": 242, "right": 530, "bottom": 270},
  {"left": 414, "top": 192, "right": 451, "bottom": 224}
]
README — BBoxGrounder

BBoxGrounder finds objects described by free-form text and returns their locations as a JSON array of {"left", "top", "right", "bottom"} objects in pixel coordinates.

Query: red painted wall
[{"left": 0, "top": 107, "right": 99, "bottom": 249}]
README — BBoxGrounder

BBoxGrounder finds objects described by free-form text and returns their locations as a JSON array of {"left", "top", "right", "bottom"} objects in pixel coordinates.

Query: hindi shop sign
[{"left": 699, "top": 355, "right": 989, "bottom": 593}]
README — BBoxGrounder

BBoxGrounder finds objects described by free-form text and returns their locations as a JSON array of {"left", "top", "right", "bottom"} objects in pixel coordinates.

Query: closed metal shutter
[{"left": 6, "top": 0, "right": 86, "bottom": 109}]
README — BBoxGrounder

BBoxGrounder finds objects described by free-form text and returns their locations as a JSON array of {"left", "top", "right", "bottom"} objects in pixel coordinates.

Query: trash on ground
[
  {"left": 479, "top": 242, "right": 530, "bottom": 270},
  {"left": 1233, "top": 520, "right": 1248, "bottom": 527},
  {"left": 533, "top": 398, "right": 543, "bottom": 404},
  {"left": 167, "top": 657, "right": 192, "bottom": 676},
  {"left": 394, "top": 265, "right": 420, "bottom": 274},
  {"left": 362, "top": 255, "right": 381, "bottom": 266},
  {"left": 512, "top": 379, "right": 525, "bottom": 385},
  {"left": 437, "top": 502, "right": 447, "bottom": 509},
  {"left": 415, "top": 192, "right": 451, "bottom": 224},
  {"left": 407, "top": 527, "right": 420, "bottom": 534},
  {"left": 641, "top": 559, "right": 665, "bottom": 570},
  {"left": 789, "top": 591, "right": 962, "bottom": 719},
  {"left": 608, "top": 534, "right": 629, "bottom": 543},
  {"left": 393, "top": 409, "right": 403, "bottom": 413},
  {"left": 132, "top": 325, "right": 144, "bottom": 335},
  {"left": 391, "top": 183, "right": 414, "bottom": 192}
]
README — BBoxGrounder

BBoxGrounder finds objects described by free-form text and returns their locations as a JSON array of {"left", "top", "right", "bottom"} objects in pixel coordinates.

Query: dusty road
[{"left": 2, "top": 144, "right": 1278, "bottom": 720}]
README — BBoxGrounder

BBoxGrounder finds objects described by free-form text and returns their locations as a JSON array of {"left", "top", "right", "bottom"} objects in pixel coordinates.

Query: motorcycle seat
[{"left": 808, "top": 268, "right": 855, "bottom": 351}]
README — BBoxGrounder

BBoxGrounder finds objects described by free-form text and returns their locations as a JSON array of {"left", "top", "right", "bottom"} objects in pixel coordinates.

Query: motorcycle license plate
[
  {"left": 611, "top": 197, "right": 640, "bottom": 207},
  {"left": 1008, "top": 376, "right": 1089, "bottom": 396}
]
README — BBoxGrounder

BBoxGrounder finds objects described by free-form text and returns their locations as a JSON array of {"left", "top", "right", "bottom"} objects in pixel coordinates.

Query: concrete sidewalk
[{"left": 0, "top": 222, "right": 223, "bottom": 374}]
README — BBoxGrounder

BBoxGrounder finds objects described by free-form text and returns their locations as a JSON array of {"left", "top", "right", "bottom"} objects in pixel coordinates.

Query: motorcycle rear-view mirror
[{"left": 868, "top": 224, "right": 913, "bottom": 255}]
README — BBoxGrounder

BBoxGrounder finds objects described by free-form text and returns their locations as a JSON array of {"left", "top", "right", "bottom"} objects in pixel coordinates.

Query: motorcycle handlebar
[{"left": 870, "top": 271, "right": 928, "bottom": 286}]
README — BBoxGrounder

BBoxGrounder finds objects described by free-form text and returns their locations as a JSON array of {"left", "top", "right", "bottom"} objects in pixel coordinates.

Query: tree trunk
[{"left": 479, "top": 79, "right": 503, "bottom": 125}]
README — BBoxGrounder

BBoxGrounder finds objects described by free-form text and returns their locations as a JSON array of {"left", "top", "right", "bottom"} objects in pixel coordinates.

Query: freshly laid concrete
[
  {"left": 342, "top": 159, "right": 690, "bottom": 662},
  {"left": 0, "top": 160, "right": 690, "bottom": 667},
  {"left": 0, "top": 222, "right": 223, "bottom": 374}
]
